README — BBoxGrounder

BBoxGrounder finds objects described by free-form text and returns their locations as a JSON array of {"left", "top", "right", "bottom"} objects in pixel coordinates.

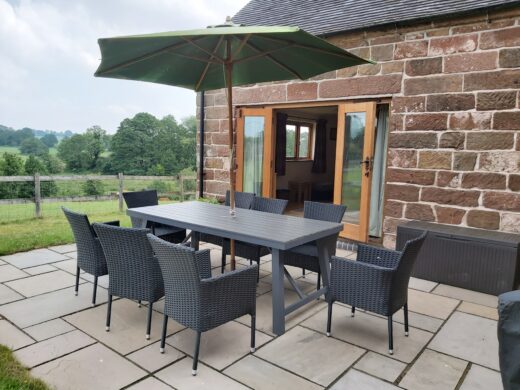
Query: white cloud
[{"left": 0, "top": 0, "right": 249, "bottom": 133}]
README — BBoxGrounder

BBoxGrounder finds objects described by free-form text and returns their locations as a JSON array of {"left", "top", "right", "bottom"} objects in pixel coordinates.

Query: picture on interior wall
[{"left": 330, "top": 127, "right": 337, "bottom": 141}]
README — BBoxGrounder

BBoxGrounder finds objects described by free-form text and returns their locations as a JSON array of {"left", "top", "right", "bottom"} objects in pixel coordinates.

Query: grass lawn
[
  {"left": 0, "top": 200, "right": 133, "bottom": 256},
  {"left": 0, "top": 345, "right": 49, "bottom": 390}
]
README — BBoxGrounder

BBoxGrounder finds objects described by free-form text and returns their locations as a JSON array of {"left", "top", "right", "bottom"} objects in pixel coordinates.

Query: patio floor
[{"left": 0, "top": 243, "right": 502, "bottom": 389}]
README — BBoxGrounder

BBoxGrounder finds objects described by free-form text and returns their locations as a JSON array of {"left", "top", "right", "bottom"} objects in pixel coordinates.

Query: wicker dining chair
[
  {"left": 147, "top": 234, "right": 257, "bottom": 376},
  {"left": 62, "top": 207, "right": 119, "bottom": 305},
  {"left": 221, "top": 196, "right": 288, "bottom": 275},
  {"left": 326, "top": 232, "right": 427, "bottom": 355},
  {"left": 283, "top": 201, "right": 346, "bottom": 289},
  {"left": 92, "top": 223, "right": 165, "bottom": 340},
  {"left": 123, "top": 189, "right": 186, "bottom": 243},
  {"left": 199, "top": 190, "right": 255, "bottom": 248}
]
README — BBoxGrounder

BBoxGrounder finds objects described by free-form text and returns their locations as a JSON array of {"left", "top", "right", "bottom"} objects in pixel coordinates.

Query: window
[{"left": 286, "top": 121, "right": 313, "bottom": 160}]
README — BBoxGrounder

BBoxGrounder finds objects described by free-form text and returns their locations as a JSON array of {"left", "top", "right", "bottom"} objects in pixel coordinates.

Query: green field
[{"left": 0, "top": 145, "right": 58, "bottom": 161}]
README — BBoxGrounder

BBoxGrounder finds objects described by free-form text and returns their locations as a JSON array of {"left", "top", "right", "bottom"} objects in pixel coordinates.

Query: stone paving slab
[
  {"left": 256, "top": 326, "right": 365, "bottom": 386},
  {"left": 48, "top": 244, "right": 77, "bottom": 254},
  {"left": 432, "top": 284, "right": 497, "bottom": 308},
  {"left": 5, "top": 270, "right": 79, "bottom": 297},
  {"left": 408, "top": 288, "right": 459, "bottom": 320},
  {"left": 31, "top": 343, "right": 147, "bottom": 390},
  {"left": 409, "top": 277, "right": 438, "bottom": 292},
  {"left": 0, "top": 264, "right": 28, "bottom": 283},
  {"left": 167, "top": 321, "right": 272, "bottom": 370},
  {"left": 429, "top": 312, "right": 500, "bottom": 370},
  {"left": 127, "top": 377, "right": 174, "bottom": 390},
  {"left": 459, "top": 364, "right": 502, "bottom": 390},
  {"left": 0, "top": 286, "right": 108, "bottom": 328},
  {"left": 0, "top": 283, "right": 23, "bottom": 305},
  {"left": 1, "top": 248, "right": 69, "bottom": 268},
  {"left": 399, "top": 349, "right": 467, "bottom": 390},
  {"left": 224, "top": 355, "right": 323, "bottom": 390},
  {"left": 330, "top": 369, "right": 400, "bottom": 389},
  {"left": 127, "top": 341, "right": 185, "bottom": 373},
  {"left": 65, "top": 298, "right": 184, "bottom": 355},
  {"left": 354, "top": 351, "right": 407, "bottom": 383},
  {"left": 457, "top": 301, "right": 498, "bottom": 321},
  {"left": 0, "top": 319, "right": 34, "bottom": 350},
  {"left": 23, "top": 318, "right": 76, "bottom": 341},
  {"left": 24, "top": 264, "right": 57, "bottom": 275},
  {"left": 15, "top": 329, "right": 95, "bottom": 368},
  {"left": 52, "top": 259, "right": 82, "bottom": 275}
]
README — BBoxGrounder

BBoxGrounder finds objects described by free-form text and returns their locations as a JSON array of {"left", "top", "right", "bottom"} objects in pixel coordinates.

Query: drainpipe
[{"left": 199, "top": 91, "right": 205, "bottom": 198}]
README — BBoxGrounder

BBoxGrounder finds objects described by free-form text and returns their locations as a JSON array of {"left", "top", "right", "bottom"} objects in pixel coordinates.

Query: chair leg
[
  {"left": 351, "top": 306, "right": 355, "bottom": 317},
  {"left": 92, "top": 276, "right": 98, "bottom": 306},
  {"left": 404, "top": 303, "right": 409, "bottom": 336},
  {"left": 388, "top": 315, "right": 394, "bottom": 355},
  {"left": 221, "top": 246, "right": 226, "bottom": 274},
  {"left": 326, "top": 300, "right": 333, "bottom": 336},
  {"left": 192, "top": 331, "right": 202, "bottom": 376},
  {"left": 250, "top": 312, "right": 256, "bottom": 352},
  {"left": 146, "top": 302, "right": 153, "bottom": 340},
  {"left": 317, "top": 271, "right": 321, "bottom": 290},
  {"left": 105, "top": 294, "right": 112, "bottom": 331},
  {"left": 74, "top": 267, "right": 80, "bottom": 296},
  {"left": 160, "top": 314, "right": 168, "bottom": 353},
  {"left": 302, "top": 268, "right": 306, "bottom": 278},
  {"left": 138, "top": 300, "right": 141, "bottom": 308}
]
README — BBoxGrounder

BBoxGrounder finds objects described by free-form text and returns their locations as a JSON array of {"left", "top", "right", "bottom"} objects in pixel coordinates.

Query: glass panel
[
  {"left": 286, "top": 124, "right": 296, "bottom": 158},
  {"left": 341, "top": 112, "right": 366, "bottom": 224},
  {"left": 298, "top": 125, "right": 310, "bottom": 158},
  {"left": 243, "top": 116, "right": 264, "bottom": 195}
]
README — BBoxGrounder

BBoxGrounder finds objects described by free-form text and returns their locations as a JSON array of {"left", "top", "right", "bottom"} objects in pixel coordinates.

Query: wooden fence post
[
  {"left": 118, "top": 173, "right": 124, "bottom": 212},
  {"left": 179, "top": 175, "right": 184, "bottom": 202},
  {"left": 34, "top": 173, "right": 41, "bottom": 218}
]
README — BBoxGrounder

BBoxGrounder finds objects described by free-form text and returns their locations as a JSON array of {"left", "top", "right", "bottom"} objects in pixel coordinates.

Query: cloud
[{"left": 0, "top": 0, "right": 249, "bottom": 133}]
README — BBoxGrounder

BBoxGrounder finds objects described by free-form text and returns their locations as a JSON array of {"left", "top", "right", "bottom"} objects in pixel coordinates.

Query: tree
[
  {"left": 41, "top": 133, "right": 58, "bottom": 148},
  {"left": 58, "top": 126, "right": 106, "bottom": 172},
  {"left": 40, "top": 153, "right": 65, "bottom": 174},
  {"left": 19, "top": 137, "right": 48, "bottom": 156},
  {"left": 0, "top": 152, "right": 24, "bottom": 175}
]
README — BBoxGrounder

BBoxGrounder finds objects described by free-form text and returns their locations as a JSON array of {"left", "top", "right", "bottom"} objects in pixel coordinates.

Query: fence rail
[{"left": 0, "top": 173, "right": 197, "bottom": 219}]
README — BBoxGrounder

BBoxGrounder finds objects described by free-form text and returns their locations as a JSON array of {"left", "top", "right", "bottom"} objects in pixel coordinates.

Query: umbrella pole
[{"left": 226, "top": 60, "right": 236, "bottom": 270}]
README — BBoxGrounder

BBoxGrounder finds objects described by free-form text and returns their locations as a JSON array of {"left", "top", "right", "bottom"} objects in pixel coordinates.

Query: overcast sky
[{"left": 0, "top": 0, "right": 249, "bottom": 133}]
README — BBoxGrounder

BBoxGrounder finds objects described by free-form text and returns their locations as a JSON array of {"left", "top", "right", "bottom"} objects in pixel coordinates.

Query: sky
[{"left": 0, "top": 0, "right": 249, "bottom": 133}]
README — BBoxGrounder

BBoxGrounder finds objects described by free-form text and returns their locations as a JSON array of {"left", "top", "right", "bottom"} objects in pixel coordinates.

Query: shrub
[{"left": 82, "top": 179, "right": 104, "bottom": 196}]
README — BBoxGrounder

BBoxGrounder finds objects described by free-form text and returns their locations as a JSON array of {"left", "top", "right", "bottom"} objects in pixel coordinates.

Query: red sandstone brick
[
  {"left": 384, "top": 201, "right": 404, "bottom": 218},
  {"left": 387, "top": 149, "right": 417, "bottom": 168},
  {"left": 386, "top": 168, "right": 436, "bottom": 185},
  {"left": 435, "top": 206, "right": 465, "bottom": 224},
  {"left": 385, "top": 184, "right": 420, "bottom": 202},
  {"left": 357, "top": 64, "right": 382, "bottom": 76},
  {"left": 405, "top": 203, "right": 435, "bottom": 221},
  {"left": 493, "top": 112, "right": 520, "bottom": 130},
  {"left": 418, "top": 151, "right": 452, "bottom": 169},
  {"left": 405, "top": 114, "right": 448, "bottom": 131},
  {"left": 405, "top": 58, "right": 442, "bottom": 76},
  {"left": 452, "top": 19, "right": 515, "bottom": 34},
  {"left": 389, "top": 114, "right": 404, "bottom": 132},
  {"left": 319, "top": 74, "right": 402, "bottom": 98},
  {"left": 480, "top": 26, "right": 520, "bottom": 49},
  {"left": 426, "top": 94, "right": 475, "bottom": 112},
  {"left": 287, "top": 82, "right": 318, "bottom": 101},
  {"left": 391, "top": 96, "right": 425, "bottom": 114},
  {"left": 371, "top": 45, "right": 394, "bottom": 61},
  {"left": 404, "top": 75, "right": 463, "bottom": 95},
  {"left": 234, "top": 85, "right": 286, "bottom": 104},
  {"left": 464, "top": 69, "right": 520, "bottom": 91},
  {"left": 509, "top": 175, "right": 520, "bottom": 191},
  {"left": 421, "top": 187, "right": 480, "bottom": 207},
  {"left": 437, "top": 171, "right": 460, "bottom": 187},
  {"left": 429, "top": 34, "right": 478, "bottom": 55},
  {"left": 449, "top": 112, "right": 491, "bottom": 130},
  {"left": 483, "top": 191, "right": 520, "bottom": 212},
  {"left": 467, "top": 210, "right": 500, "bottom": 230},
  {"left": 381, "top": 61, "right": 404, "bottom": 74},
  {"left": 394, "top": 41, "right": 429, "bottom": 59},
  {"left": 443, "top": 52, "right": 497, "bottom": 73},
  {"left": 388, "top": 132, "right": 438, "bottom": 149},
  {"left": 499, "top": 48, "right": 520, "bottom": 68},
  {"left": 477, "top": 91, "right": 517, "bottom": 110},
  {"left": 370, "top": 34, "right": 404, "bottom": 45},
  {"left": 461, "top": 172, "right": 507, "bottom": 189},
  {"left": 466, "top": 132, "right": 515, "bottom": 150},
  {"left": 439, "top": 132, "right": 465, "bottom": 150}
]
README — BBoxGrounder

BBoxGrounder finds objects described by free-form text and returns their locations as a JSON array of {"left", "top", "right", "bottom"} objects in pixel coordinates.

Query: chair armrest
[
  {"left": 195, "top": 249, "right": 212, "bottom": 280},
  {"left": 356, "top": 244, "right": 402, "bottom": 269},
  {"left": 200, "top": 265, "right": 257, "bottom": 316},
  {"left": 103, "top": 220, "right": 120, "bottom": 226},
  {"left": 330, "top": 256, "right": 395, "bottom": 306}
]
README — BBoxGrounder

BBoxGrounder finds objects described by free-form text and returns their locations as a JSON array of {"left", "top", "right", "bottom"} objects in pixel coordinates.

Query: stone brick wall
[{"left": 197, "top": 6, "right": 520, "bottom": 247}]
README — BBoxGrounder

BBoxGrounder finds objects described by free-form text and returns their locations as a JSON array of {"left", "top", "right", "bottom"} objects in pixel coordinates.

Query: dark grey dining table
[{"left": 127, "top": 201, "right": 343, "bottom": 335}]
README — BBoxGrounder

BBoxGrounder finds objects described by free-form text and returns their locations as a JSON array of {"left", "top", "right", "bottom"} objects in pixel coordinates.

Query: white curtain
[
  {"left": 369, "top": 105, "right": 389, "bottom": 237},
  {"left": 243, "top": 116, "right": 264, "bottom": 195}
]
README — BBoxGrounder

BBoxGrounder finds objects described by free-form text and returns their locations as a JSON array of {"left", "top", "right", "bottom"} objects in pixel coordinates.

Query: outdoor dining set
[{"left": 62, "top": 191, "right": 426, "bottom": 376}]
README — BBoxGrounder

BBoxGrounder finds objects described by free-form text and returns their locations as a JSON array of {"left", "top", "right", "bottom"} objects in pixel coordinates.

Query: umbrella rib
[
  {"left": 242, "top": 41, "right": 304, "bottom": 79},
  {"left": 231, "top": 34, "right": 251, "bottom": 59},
  {"left": 195, "top": 36, "right": 225, "bottom": 91},
  {"left": 96, "top": 37, "right": 206, "bottom": 75},
  {"left": 181, "top": 37, "right": 225, "bottom": 64}
]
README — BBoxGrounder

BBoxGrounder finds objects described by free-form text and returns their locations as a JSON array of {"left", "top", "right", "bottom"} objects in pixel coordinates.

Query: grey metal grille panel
[{"left": 233, "top": 0, "right": 520, "bottom": 36}]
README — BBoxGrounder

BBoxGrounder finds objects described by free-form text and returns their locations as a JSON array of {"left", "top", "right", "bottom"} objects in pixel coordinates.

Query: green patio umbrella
[{"left": 94, "top": 18, "right": 370, "bottom": 265}]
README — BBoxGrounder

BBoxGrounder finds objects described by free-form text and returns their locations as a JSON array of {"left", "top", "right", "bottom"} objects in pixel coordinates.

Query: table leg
[
  {"left": 316, "top": 234, "right": 338, "bottom": 300},
  {"left": 131, "top": 217, "right": 147, "bottom": 229},
  {"left": 271, "top": 248, "right": 286, "bottom": 336},
  {"left": 191, "top": 231, "right": 200, "bottom": 251}
]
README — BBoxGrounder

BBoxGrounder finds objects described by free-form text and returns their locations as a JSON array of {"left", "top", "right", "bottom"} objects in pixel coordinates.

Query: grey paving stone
[
  {"left": 457, "top": 301, "right": 498, "bottom": 321},
  {"left": 1, "top": 248, "right": 69, "bottom": 268},
  {"left": 79, "top": 273, "right": 109, "bottom": 289},
  {"left": 0, "top": 284, "right": 23, "bottom": 305},
  {"left": 48, "top": 244, "right": 77, "bottom": 254},
  {"left": 224, "top": 355, "right": 323, "bottom": 390},
  {"left": 0, "top": 286, "right": 108, "bottom": 328},
  {"left": 65, "top": 298, "right": 184, "bottom": 355},
  {"left": 302, "top": 307, "right": 433, "bottom": 363},
  {"left": 408, "top": 288, "right": 459, "bottom": 320},
  {"left": 409, "top": 277, "right": 438, "bottom": 292},
  {"left": 394, "top": 308, "right": 444, "bottom": 333},
  {"left": 52, "top": 258, "right": 82, "bottom": 274},
  {"left": 256, "top": 326, "right": 364, "bottom": 386},
  {"left": 429, "top": 312, "right": 499, "bottom": 370},
  {"left": 127, "top": 341, "right": 185, "bottom": 372},
  {"left": 23, "top": 318, "right": 75, "bottom": 341},
  {"left": 354, "top": 351, "right": 406, "bottom": 383},
  {"left": 156, "top": 358, "right": 248, "bottom": 390},
  {"left": 0, "top": 258, "right": 5, "bottom": 265},
  {"left": 15, "top": 329, "right": 95, "bottom": 368},
  {"left": 23, "top": 264, "right": 56, "bottom": 275},
  {"left": 432, "top": 284, "right": 497, "bottom": 308},
  {"left": 127, "top": 377, "right": 173, "bottom": 390},
  {"left": 0, "top": 319, "right": 34, "bottom": 350},
  {"left": 167, "top": 320, "right": 271, "bottom": 370},
  {"left": 0, "top": 264, "right": 28, "bottom": 283},
  {"left": 31, "top": 343, "right": 147, "bottom": 390},
  {"left": 5, "top": 270, "right": 79, "bottom": 297},
  {"left": 331, "top": 369, "right": 400, "bottom": 389},
  {"left": 400, "top": 349, "right": 467, "bottom": 390},
  {"left": 459, "top": 364, "right": 502, "bottom": 390}
]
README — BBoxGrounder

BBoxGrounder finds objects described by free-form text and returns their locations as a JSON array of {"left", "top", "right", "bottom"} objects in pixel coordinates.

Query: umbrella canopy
[{"left": 95, "top": 24, "right": 371, "bottom": 91}]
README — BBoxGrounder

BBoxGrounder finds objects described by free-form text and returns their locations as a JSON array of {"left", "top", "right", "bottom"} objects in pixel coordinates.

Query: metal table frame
[{"left": 128, "top": 201, "right": 342, "bottom": 335}]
